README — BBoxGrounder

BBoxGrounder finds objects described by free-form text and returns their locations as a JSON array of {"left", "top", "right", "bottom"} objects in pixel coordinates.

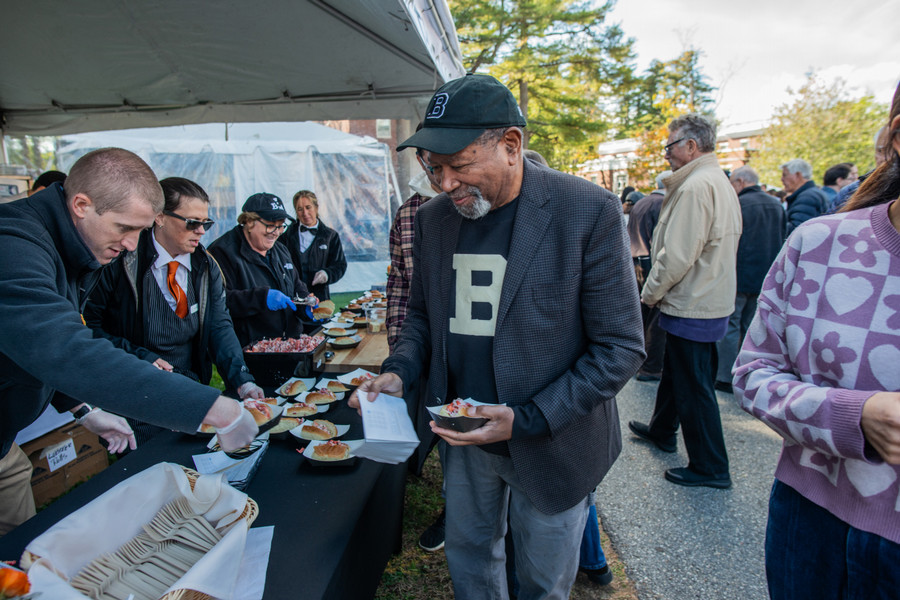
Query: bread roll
[
  {"left": 326, "top": 327, "right": 349, "bottom": 336},
  {"left": 312, "top": 440, "right": 350, "bottom": 461},
  {"left": 326, "top": 381, "right": 350, "bottom": 393},
  {"left": 301, "top": 419, "right": 338, "bottom": 440},
  {"left": 270, "top": 417, "right": 301, "bottom": 435},
  {"left": 350, "top": 373, "right": 375, "bottom": 386},
  {"left": 285, "top": 402, "right": 317, "bottom": 417},
  {"left": 243, "top": 400, "right": 273, "bottom": 425},
  {"left": 307, "top": 389, "right": 337, "bottom": 404},
  {"left": 281, "top": 380, "right": 307, "bottom": 395}
]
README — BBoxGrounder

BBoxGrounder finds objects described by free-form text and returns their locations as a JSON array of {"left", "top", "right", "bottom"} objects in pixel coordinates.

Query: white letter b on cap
[{"left": 427, "top": 93, "right": 449, "bottom": 119}]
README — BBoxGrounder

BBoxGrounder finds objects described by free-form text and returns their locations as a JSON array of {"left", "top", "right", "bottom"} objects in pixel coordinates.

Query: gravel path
[{"left": 596, "top": 378, "right": 783, "bottom": 600}]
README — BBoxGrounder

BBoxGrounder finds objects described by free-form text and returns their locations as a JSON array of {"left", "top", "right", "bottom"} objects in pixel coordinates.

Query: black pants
[
  {"left": 648, "top": 332, "right": 729, "bottom": 476},
  {"left": 640, "top": 303, "right": 667, "bottom": 375}
]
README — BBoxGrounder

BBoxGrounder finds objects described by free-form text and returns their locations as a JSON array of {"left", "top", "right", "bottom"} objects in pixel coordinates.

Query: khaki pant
[{"left": 0, "top": 444, "right": 36, "bottom": 536}]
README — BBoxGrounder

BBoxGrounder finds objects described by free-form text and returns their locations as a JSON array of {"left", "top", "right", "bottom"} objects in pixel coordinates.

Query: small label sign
[{"left": 43, "top": 439, "right": 77, "bottom": 472}]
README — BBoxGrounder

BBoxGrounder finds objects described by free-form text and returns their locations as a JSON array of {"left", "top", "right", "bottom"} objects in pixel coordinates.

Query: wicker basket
[
  {"left": 23, "top": 465, "right": 258, "bottom": 600},
  {"left": 164, "top": 467, "right": 259, "bottom": 600}
]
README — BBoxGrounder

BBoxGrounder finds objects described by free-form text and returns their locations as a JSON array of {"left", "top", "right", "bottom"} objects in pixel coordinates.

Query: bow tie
[{"left": 300, "top": 225, "right": 317, "bottom": 233}]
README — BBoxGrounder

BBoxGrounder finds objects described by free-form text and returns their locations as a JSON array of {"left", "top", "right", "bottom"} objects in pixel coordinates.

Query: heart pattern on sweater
[
  {"left": 824, "top": 274, "right": 873, "bottom": 316},
  {"left": 869, "top": 344, "right": 900, "bottom": 390},
  {"left": 845, "top": 458, "right": 897, "bottom": 497}
]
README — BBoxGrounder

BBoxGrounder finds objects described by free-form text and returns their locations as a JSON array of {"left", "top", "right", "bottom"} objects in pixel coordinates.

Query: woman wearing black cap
[{"left": 208, "top": 192, "right": 312, "bottom": 346}]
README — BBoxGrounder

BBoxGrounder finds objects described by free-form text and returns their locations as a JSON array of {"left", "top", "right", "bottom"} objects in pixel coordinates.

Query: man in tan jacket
[{"left": 628, "top": 113, "right": 742, "bottom": 489}]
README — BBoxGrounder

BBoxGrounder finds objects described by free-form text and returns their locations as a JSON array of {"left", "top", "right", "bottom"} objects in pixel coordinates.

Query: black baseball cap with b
[
  {"left": 397, "top": 73, "right": 527, "bottom": 155},
  {"left": 242, "top": 192, "right": 292, "bottom": 222}
]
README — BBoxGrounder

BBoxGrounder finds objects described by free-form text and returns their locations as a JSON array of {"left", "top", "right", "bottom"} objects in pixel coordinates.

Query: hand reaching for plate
[{"left": 348, "top": 372, "right": 404, "bottom": 414}]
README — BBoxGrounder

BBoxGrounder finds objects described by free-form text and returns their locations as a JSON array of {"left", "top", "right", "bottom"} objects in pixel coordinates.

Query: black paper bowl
[
  {"left": 426, "top": 404, "right": 489, "bottom": 433},
  {"left": 329, "top": 335, "right": 361, "bottom": 350}
]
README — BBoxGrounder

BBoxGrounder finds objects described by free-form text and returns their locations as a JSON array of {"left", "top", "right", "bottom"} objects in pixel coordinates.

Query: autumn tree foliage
[{"left": 752, "top": 74, "right": 888, "bottom": 187}]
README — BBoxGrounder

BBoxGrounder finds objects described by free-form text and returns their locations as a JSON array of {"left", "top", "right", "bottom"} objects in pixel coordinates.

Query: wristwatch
[{"left": 72, "top": 404, "right": 94, "bottom": 424}]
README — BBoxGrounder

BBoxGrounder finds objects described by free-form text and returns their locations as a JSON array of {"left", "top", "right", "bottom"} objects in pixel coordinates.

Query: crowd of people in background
[{"left": 1, "top": 73, "right": 898, "bottom": 599}]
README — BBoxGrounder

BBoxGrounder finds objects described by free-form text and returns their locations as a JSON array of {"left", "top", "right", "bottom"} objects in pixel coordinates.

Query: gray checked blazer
[{"left": 382, "top": 159, "right": 645, "bottom": 514}]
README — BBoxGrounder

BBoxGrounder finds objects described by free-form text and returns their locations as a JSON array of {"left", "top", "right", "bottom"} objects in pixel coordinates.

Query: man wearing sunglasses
[
  {"left": 0, "top": 150, "right": 259, "bottom": 535},
  {"left": 208, "top": 192, "right": 312, "bottom": 347},
  {"left": 84, "top": 177, "right": 265, "bottom": 445}
]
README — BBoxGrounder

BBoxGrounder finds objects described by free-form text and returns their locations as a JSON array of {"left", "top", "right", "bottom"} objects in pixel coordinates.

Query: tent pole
[{"left": 0, "top": 131, "right": 8, "bottom": 164}]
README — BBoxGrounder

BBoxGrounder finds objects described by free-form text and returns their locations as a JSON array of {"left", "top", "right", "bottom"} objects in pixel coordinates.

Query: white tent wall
[{"left": 57, "top": 122, "right": 399, "bottom": 293}]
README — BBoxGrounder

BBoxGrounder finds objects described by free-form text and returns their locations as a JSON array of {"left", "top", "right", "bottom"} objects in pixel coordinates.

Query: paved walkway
[{"left": 596, "top": 378, "right": 783, "bottom": 600}]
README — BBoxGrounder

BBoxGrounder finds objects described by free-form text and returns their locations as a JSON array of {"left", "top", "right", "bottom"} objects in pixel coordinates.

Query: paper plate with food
[
  {"left": 321, "top": 325, "right": 352, "bottom": 338},
  {"left": 289, "top": 419, "right": 350, "bottom": 441},
  {"left": 427, "top": 398, "right": 491, "bottom": 433},
  {"left": 283, "top": 399, "right": 328, "bottom": 417},
  {"left": 298, "top": 387, "right": 340, "bottom": 405},
  {"left": 242, "top": 399, "right": 284, "bottom": 434},
  {"left": 275, "top": 377, "right": 316, "bottom": 398},
  {"left": 315, "top": 378, "right": 351, "bottom": 397},
  {"left": 198, "top": 401, "right": 283, "bottom": 435},
  {"left": 268, "top": 417, "right": 303, "bottom": 438},
  {"left": 336, "top": 368, "right": 377, "bottom": 389},
  {"left": 302, "top": 439, "right": 363, "bottom": 466},
  {"left": 329, "top": 334, "right": 362, "bottom": 350}
]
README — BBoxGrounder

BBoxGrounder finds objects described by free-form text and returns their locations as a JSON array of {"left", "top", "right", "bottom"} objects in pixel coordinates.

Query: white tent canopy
[
  {"left": 1, "top": 0, "right": 464, "bottom": 136},
  {"left": 58, "top": 122, "right": 400, "bottom": 292}
]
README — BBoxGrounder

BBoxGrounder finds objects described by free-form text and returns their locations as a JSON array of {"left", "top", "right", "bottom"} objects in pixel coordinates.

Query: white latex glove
[
  {"left": 237, "top": 381, "right": 265, "bottom": 400},
  {"left": 216, "top": 409, "right": 259, "bottom": 452},
  {"left": 312, "top": 270, "right": 328, "bottom": 286},
  {"left": 80, "top": 409, "right": 137, "bottom": 454}
]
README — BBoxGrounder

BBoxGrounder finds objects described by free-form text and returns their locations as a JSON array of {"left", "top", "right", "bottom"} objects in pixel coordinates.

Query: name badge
[
  {"left": 190, "top": 303, "right": 199, "bottom": 315},
  {"left": 284, "top": 263, "right": 295, "bottom": 270}
]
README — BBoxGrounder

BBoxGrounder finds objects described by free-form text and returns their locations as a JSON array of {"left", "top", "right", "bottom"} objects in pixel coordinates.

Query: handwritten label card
[{"left": 43, "top": 439, "right": 76, "bottom": 472}]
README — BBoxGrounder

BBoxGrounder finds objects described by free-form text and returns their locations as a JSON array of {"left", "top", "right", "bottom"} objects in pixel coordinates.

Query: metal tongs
[{"left": 293, "top": 295, "right": 318, "bottom": 306}]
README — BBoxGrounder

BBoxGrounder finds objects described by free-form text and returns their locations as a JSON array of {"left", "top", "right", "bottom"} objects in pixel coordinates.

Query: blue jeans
[
  {"left": 579, "top": 501, "right": 608, "bottom": 570},
  {"left": 766, "top": 479, "right": 900, "bottom": 600}
]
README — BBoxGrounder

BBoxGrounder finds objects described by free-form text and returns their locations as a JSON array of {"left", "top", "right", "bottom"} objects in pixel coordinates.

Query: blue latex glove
[{"left": 266, "top": 289, "right": 296, "bottom": 311}]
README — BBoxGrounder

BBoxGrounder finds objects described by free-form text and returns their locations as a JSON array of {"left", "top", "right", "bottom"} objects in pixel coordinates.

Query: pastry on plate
[
  {"left": 285, "top": 402, "right": 318, "bottom": 417},
  {"left": 306, "top": 388, "right": 337, "bottom": 404},
  {"left": 301, "top": 419, "right": 339, "bottom": 440},
  {"left": 312, "top": 439, "right": 351, "bottom": 461}
]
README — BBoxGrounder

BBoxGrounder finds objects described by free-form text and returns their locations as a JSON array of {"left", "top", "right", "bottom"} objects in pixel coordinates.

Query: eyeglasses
[
  {"left": 663, "top": 137, "right": 687, "bottom": 153},
  {"left": 258, "top": 219, "right": 287, "bottom": 234},
  {"left": 164, "top": 211, "right": 214, "bottom": 231}
]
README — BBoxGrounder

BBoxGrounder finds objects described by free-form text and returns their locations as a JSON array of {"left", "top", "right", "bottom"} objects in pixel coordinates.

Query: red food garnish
[{"left": 246, "top": 335, "right": 325, "bottom": 353}]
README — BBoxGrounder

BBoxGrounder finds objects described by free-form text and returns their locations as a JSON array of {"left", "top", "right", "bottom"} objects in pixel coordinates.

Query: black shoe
[
  {"left": 714, "top": 381, "right": 733, "bottom": 394},
  {"left": 664, "top": 467, "right": 732, "bottom": 489},
  {"left": 418, "top": 508, "right": 446, "bottom": 552},
  {"left": 635, "top": 371, "right": 661, "bottom": 382},
  {"left": 627, "top": 421, "right": 677, "bottom": 453},
  {"left": 580, "top": 565, "right": 613, "bottom": 586}
]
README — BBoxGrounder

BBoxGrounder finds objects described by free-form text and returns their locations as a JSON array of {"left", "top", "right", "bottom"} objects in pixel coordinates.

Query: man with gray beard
[{"left": 350, "top": 74, "right": 644, "bottom": 599}]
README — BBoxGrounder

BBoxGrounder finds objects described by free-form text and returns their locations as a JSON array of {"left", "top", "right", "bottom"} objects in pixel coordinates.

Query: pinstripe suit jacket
[{"left": 382, "top": 160, "right": 645, "bottom": 514}]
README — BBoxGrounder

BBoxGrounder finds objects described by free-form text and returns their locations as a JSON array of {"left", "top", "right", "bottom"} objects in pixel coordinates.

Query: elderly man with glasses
[
  {"left": 208, "top": 192, "right": 311, "bottom": 347},
  {"left": 629, "top": 113, "right": 742, "bottom": 490}
]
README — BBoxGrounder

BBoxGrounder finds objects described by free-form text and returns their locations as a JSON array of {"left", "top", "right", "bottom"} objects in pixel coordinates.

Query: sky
[{"left": 608, "top": 0, "right": 900, "bottom": 131}]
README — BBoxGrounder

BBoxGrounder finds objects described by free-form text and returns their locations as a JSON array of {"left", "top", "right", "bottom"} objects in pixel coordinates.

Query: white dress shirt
[{"left": 151, "top": 230, "right": 192, "bottom": 312}]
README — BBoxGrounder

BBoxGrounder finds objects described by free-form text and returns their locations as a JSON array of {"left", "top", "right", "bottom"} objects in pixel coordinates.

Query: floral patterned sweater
[{"left": 734, "top": 200, "right": 900, "bottom": 544}]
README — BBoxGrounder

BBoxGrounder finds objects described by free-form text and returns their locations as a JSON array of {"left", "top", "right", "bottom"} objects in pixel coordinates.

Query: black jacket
[
  {"left": 736, "top": 185, "right": 787, "bottom": 294},
  {"left": 207, "top": 225, "right": 309, "bottom": 347},
  {"left": 0, "top": 185, "right": 219, "bottom": 459},
  {"left": 279, "top": 219, "right": 347, "bottom": 300},
  {"left": 83, "top": 229, "right": 255, "bottom": 391},
  {"left": 786, "top": 180, "right": 828, "bottom": 234}
]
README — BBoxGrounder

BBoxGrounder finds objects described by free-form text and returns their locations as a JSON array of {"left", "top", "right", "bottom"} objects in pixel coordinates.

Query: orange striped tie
[{"left": 167, "top": 261, "right": 188, "bottom": 318}]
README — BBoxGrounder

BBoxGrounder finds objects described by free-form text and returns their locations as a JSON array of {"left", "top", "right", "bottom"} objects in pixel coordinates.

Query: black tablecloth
[{"left": 0, "top": 402, "right": 406, "bottom": 600}]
